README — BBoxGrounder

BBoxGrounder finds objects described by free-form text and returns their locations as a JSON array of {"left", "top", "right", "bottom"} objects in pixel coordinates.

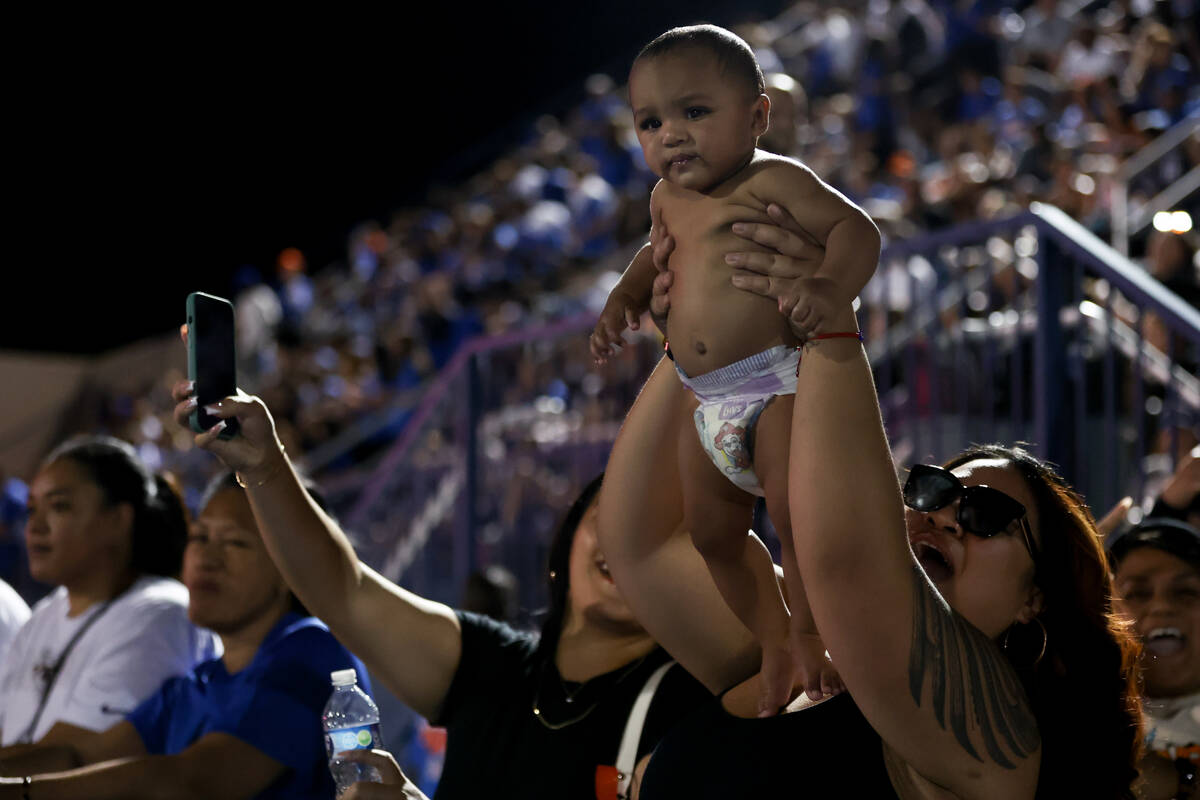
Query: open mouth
[
  {"left": 913, "top": 540, "right": 954, "bottom": 583},
  {"left": 1145, "top": 627, "right": 1185, "bottom": 658},
  {"left": 668, "top": 154, "right": 696, "bottom": 168}
]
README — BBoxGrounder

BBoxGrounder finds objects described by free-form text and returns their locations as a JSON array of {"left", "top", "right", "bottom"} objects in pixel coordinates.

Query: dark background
[{"left": 3, "top": 2, "right": 785, "bottom": 355}]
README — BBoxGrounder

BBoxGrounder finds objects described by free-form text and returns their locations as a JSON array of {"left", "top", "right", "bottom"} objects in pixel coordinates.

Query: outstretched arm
[
  {"left": 733, "top": 206, "right": 1039, "bottom": 797},
  {"left": 171, "top": 380, "right": 460, "bottom": 722}
]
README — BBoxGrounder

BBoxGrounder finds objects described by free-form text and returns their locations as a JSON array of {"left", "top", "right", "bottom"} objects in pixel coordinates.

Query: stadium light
[{"left": 1152, "top": 209, "right": 1193, "bottom": 234}]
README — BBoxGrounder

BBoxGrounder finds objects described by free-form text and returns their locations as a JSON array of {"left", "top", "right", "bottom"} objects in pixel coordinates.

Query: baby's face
[{"left": 629, "top": 48, "right": 767, "bottom": 193}]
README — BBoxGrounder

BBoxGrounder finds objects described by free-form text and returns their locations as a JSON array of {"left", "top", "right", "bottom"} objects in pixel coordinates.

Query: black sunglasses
[{"left": 903, "top": 464, "right": 1039, "bottom": 562}]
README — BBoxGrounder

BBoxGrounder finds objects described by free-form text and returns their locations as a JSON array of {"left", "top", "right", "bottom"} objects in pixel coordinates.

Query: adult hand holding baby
[{"left": 727, "top": 204, "right": 833, "bottom": 339}]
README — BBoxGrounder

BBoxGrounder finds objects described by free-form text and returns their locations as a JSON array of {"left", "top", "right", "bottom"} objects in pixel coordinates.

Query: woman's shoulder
[
  {"left": 119, "top": 575, "right": 190, "bottom": 611},
  {"left": 456, "top": 610, "right": 538, "bottom": 656},
  {"left": 27, "top": 585, "right": 68, "bottom": 618}
]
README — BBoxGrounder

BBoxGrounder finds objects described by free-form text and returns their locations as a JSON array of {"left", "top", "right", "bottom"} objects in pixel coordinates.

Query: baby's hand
[
  {"left": 779, "top": 277, "right": 845, "bottom": 341},
  {"left": 792, "top": 632, "right": 845, "bottom": 702},
  {"left": 590, "top": 289, "right": 644, "bottom": 364}
]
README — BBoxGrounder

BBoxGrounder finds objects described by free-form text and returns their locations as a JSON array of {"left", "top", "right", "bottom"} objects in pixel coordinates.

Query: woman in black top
[
  {"left": 599, "top": 205, "right": 1143, "bottom": 799},
  {"left": 171, "top": 373, "right": 711, "bottom": 800}
]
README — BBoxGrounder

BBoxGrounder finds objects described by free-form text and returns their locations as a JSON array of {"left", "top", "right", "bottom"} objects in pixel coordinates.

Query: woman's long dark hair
[
  {"left": 46, "top": 435, "right": 187, "bottom": 578},
  {"left": 944, "top": 446, "right": 1142, "bottom": 799},
  {"left": 533, "top": 473, "right": 605, "bottom": 661}
]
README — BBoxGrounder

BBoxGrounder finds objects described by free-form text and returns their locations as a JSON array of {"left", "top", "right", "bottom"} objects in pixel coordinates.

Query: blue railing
[
  {"left": 336, "top": 203, "right": 1200, "bottom": 617},
  {"left": 864, "top": 202, "right": 1199, "bottom": 514}
]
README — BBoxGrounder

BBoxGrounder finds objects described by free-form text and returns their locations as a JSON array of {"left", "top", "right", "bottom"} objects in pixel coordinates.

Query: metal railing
[
  {"left": 1111, "top": 114, "right": 1200, "bottom": 255},
  {"left": 336, "top": 203, "right": 1200, "bottom": 619},
  {"left": 866, "top": 202, "right": 1200, "bottom": 511}
]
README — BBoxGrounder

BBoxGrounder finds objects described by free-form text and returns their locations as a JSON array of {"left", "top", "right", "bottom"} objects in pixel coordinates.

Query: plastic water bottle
[{"left": 323, "top": 669, "right": 383, "bottom": 796}]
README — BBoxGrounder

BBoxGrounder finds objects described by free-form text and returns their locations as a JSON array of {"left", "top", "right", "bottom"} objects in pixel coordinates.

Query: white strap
[{"left": 615, "top": 660, "right": 675, "bottom": 799}]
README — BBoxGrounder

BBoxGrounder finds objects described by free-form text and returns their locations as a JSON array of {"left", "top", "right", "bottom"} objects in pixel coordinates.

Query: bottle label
[{"left": 328, "top": 724, "right": 380, "bottom": 753}]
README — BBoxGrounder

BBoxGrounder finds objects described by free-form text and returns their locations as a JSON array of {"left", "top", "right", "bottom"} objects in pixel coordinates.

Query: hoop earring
[{"left": 1002, "top": 617, "right": 1047, "bottom": 668}]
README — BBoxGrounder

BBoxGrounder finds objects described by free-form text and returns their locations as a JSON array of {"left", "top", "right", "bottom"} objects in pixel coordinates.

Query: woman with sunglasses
[{"left": 598, "top": 204, "right": 1143, "bottom": 798}]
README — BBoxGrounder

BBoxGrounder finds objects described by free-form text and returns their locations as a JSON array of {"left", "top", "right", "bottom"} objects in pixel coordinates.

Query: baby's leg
[
  {"left": 679, "top": 422, "right": 793, "bottom": 716},
  {"left": 754, "top": 394, "right": 845, "bottom": 701}
]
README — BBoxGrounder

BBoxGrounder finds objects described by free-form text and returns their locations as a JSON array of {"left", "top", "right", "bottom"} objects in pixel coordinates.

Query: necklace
[{"left": 531, "top": 653, "right": 653, "bottom": 731}]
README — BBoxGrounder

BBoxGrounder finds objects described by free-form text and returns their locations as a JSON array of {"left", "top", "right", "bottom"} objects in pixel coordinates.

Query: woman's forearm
[
  {"left": 244, "top": 456, "right": 366, "bottom": 630},
  {"left": 0, "top": 745, "right": 79, "bottom": 778}
]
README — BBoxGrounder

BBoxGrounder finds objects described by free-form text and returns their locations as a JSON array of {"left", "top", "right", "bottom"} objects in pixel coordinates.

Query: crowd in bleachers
[{"left": 4, "top": 1, "right": 1186, "bottom": 530}]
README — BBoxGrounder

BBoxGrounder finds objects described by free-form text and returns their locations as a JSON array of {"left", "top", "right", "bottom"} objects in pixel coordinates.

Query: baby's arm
[
  {"left": 591, "top": 184, "right": 666, "bottom": 363},
  {"left": 750, "top": 159, "right": 881, "bottom": 336}
]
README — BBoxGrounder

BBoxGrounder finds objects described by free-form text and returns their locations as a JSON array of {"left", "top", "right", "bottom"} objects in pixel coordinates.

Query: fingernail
[
  {"left": 203, "top": 404, "right": 221, "bottom": 415},
  {"left": 184, "top": 397, "right": 198, "bottom": 411},
  {"left": 210, "top": 420, "right": 227, "bottom": 434},
  {"left": 185, "top": 380, "right": 195, "bottom": 392},
  {"left": 732, "top": 223, "right": 747, "bottom": 233},
  {"left": 725, "top": 254, "right": 743, "bottom": 264}
]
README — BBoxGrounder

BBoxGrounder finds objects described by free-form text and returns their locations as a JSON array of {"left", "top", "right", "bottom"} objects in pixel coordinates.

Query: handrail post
[{"left": 1034, "top": 223, "right": 1072, "bottom": 473}]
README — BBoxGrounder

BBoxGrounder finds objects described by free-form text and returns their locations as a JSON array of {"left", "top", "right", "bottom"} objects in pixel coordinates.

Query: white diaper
[{"left": 674, "top": 346, "right": 799, "bottom": 496}]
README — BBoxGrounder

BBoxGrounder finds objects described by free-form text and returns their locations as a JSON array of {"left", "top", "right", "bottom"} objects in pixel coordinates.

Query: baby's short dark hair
[{"left": 634, "top": 24, "right": 765, "bottom": 98}]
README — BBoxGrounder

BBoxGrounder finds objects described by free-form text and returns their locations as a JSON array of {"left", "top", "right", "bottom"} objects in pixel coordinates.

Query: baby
[{"left": 591, "top": 25, "right": 881, "bottom": 715}]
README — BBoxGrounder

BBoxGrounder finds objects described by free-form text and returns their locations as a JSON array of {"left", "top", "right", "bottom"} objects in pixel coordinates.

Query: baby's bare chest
[{"left": 658, "top": 190, "right": 773, "bottom": 254}]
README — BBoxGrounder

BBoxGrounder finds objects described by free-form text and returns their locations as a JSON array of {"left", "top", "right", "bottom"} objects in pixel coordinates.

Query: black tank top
[{"left": 638, "top": 692, "right": 898, "bottom": 798}]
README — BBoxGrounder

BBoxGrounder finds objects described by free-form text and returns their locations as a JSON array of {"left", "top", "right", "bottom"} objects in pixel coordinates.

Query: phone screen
[{"left": 187, "top": 293, "right": 239, "bottom": 437}]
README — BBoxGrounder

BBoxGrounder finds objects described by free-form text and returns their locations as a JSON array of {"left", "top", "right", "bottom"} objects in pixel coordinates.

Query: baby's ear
[{"left": 753, "top": 93, "right": 771, "bottom": 136}]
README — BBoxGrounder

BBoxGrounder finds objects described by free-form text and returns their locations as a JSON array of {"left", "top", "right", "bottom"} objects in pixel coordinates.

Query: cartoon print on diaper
[{"left": 713, "top": 422, "right": 752, "bottom": 471}]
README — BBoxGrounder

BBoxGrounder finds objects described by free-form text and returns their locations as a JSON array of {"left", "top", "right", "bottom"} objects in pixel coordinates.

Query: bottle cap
[{"left": 330, "top": 669, "right": 358, "bottom": 686}]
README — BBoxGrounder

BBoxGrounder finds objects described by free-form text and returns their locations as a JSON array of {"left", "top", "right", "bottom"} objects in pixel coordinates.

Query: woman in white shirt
[
  {"left": 0, "top": 435, "right": 216, "bottom": 751},
  {"left": 0, "top": 579, "right": 29, "bottom": 664}
]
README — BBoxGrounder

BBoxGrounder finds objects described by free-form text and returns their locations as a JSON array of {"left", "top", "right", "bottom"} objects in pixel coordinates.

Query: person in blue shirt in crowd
[{"left": 0, "top": 472, "right": 370, "bottom": 800}]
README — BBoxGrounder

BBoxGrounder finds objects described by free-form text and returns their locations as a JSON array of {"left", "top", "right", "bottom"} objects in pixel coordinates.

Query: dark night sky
[{"left": 3, "top": 3, "right": 785, "bottom": 355}]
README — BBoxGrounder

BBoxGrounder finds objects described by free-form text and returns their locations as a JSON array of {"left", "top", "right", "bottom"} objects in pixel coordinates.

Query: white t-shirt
[
  {"left": 0, "top": 578, "right": 30, "bottom": 663},
  {"left": 1145, "top": 690, "right": 1200, "bottom": 762},
  {"left": 0, "top": 575, "right": 219, "bottom": 745}
]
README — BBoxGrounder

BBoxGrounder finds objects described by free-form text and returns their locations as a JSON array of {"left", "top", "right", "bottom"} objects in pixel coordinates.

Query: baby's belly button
[{"left": 690, "top": 338, "right": 708, "bottom": 355}]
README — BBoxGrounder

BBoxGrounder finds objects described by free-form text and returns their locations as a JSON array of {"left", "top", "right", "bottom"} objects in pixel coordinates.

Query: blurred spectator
[
  {"left": 1110, "top": 518, "right": 1200, "bottom": 799},
  {"left": 0, "top": 471, "right": 373, "bottom": 799},
  {"left": 461, "top": 565, "right": 519, "bottom": 624},
  {"left": 1149, "top": 445, "right": 1200, "bottom": 530},
  {"left": 761, "top": 72, "right": 806, "bottom": 157},
  {"left": 1145, "top": 230, "right": 1200, "bottom": 307},
  {"left": 0, "top": 436, "right": 217, "bottom": 748}
]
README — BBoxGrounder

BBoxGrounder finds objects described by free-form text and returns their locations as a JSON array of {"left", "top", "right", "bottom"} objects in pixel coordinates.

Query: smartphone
[{"left": 186, "top": 292, "right": 240, "bottom": 439}]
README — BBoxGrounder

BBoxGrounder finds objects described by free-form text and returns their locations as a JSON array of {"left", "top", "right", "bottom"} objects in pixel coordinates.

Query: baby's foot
[
  {"left": 792, "top": 632, "right": 844, "bottom": 701},
  {"left": 757, "top": 642, "right": 798, "bottom": 718}
]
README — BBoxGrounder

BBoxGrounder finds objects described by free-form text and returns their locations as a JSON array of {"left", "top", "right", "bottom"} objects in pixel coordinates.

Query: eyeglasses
[{"left": 902, "top": 464, "right": 1039, "bottom": 562}]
